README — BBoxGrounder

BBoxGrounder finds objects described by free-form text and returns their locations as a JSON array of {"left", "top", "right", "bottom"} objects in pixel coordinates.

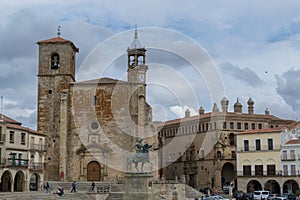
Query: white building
[
  {"left": 280, "top": 122, "right": 300, "bottom": 193},
  {"left": 0, "top": 115, "right": 46, "bottom": 192}
]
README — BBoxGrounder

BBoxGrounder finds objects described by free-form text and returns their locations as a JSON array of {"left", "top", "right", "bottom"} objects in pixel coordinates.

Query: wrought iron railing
[
  {"left": 28, "top": 162, "right": 44, "bottom": 170},
  {"left": 7, "top": 158, "right": 29, "bottom": 167},
  {"left": 237, "top": 170, "right": 300, "bottom": 177},
  {"left": 29, "top": 143, "right": 46, "bottom": 151}
]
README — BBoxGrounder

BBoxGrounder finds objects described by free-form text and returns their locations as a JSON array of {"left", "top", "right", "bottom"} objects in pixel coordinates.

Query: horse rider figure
[
  {"left": 126, "top": 137, "right": 153, "bottom": 172},
  {"left": 134, "top": 137, "right": 143, "bottom": 160}
]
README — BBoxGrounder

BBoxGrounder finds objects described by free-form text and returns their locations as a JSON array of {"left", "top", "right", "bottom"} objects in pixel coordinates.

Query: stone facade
[
  {"left": 37, "top": 33, "right": 156, "bottom": 182},
  {"left": 158, "top": 98, "right": 295, "bottom": 191}
]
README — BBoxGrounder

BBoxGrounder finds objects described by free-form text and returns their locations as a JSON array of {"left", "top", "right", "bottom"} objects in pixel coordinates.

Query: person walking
[
  {"left": 45, "top": 182, "right": 50, "bottom": 193},
  {"left": 91, "top": 181, "right": 95, "bottom": 191},
  {"left": 71, "top": 181, "right": 77, "bottom": 193}
]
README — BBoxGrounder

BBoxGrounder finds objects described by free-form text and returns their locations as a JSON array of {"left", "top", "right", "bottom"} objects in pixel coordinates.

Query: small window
[
  {"left": 283, "top": 165, "right": 288, "bottom": 175},
  {"left": 267, "top": 164, "right": 275, "bottom": 175},
  {"left": 243, "top": 165, "right": 251, "bottom": 176},
  {"left": 244, "top": 123, "right": 248, "bottom": 130},
  {"left": 237, "top": 122, "right": 241, "bottom": 129},
  {"left": 9, "top": 131, "right": 14, "bottom": 143},
  {"left": 282, "top": 150, "right": 287, "bottom": 160},
  {"left": 21, "top": 133, "right": 26, "bottom": 145},
  {"left": 256, "top": 139, "right": 261, "bottom": 150},
  {"left": 291, "top": 165, "right": 296, "bottom": 175},
  {"left": 251, "top": 123, "right": 255, "bottom": 130},
  {"left": 244, "top": 140, "right": 249, "bottom": 151},
  {"left": 258, "top": 123, "right": 262, "bottom": 129},
  {"left": 230, "top": 122, "right": 234, "bottom": 129},
  {"left": 217, "top": 151, "right": 222, "bottom": 159},
  {"left": 93, "top": 96, "right": 97, "bottom": 106},
  {"left": 290, "top": 150, "right": 295, "bottom": 159},
  {"left": 223, "top": 122, "right": 227, "bottom": 129},
  {"left": 268, "top": 138, "right": 273, "bottom": 150},
  {"left": 255, "top": 165, "right": 263, "bottom": 175},
  {"left": 51, "top": 53, "right": 60, "bottom": 69},
  {"left": 231, "top": 151, "right": 236, "bottom": 158}
]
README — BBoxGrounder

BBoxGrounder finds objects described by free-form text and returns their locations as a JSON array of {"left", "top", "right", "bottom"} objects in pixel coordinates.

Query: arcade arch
[
  {"left": 14, "top": 171, "right": 25, "bottom": 192},
  {"left": 247, "top": 180, "right": 262, "bottom": 192},
  {"left": 1, "top": 170, "right": 12, "bottom": 192}
]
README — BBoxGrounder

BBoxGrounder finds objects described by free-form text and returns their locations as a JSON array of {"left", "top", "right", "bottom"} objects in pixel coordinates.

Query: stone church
[{"left": 37, "top": 30, "right": 156, "bottom": 181}]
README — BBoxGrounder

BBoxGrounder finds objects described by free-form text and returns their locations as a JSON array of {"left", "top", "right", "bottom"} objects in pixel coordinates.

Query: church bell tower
[
  {"left": 127, "top": 28, "right": 148, "bottom": 84},
  {"left": 127, "top": 29, "right": 149, "bottom": 138},
  {"left": 36, "top": 29, "right": 79, "bottom": 181}
]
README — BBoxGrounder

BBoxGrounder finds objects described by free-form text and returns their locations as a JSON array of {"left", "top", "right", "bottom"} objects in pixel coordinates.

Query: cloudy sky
[{"left": 1, "top": 0, "right": 300, "bottom": 129}]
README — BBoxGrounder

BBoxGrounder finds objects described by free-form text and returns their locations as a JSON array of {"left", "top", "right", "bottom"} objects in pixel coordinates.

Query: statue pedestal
[{"left": 124, "top": 172, "right": 154, "bottom": 200}]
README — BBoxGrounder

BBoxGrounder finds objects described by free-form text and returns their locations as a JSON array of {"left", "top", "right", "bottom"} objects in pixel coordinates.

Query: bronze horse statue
[{"left": 126, "top": 143, "right": 153, "bottom": 172}]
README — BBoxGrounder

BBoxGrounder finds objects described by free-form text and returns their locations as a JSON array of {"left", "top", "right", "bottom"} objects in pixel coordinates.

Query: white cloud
[
  {"left": 1, "top": 1, "right": 300, "bottom": 128},
  {"left": 169, "top": 105, "right": 198, "bottom": 118}
]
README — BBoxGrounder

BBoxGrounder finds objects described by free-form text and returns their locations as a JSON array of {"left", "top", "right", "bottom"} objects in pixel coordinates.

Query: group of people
[{"left": 42, "top": 180, "right": 98, "bottom": 195}]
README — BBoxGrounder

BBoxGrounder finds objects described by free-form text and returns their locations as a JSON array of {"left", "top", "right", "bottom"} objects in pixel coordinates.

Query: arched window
[{"left": 51, "top": 53, "right": 60, "bottom": 69}]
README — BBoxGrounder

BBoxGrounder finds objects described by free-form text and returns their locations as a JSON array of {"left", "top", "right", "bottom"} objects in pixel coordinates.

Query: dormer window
[{"left": 51, "top": 53, "right": 60, "bottom": 69}]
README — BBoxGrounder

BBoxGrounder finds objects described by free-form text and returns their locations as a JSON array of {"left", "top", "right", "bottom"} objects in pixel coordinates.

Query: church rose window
[{"left": 91, "top": 122, "right": 99, "bottom": 130}]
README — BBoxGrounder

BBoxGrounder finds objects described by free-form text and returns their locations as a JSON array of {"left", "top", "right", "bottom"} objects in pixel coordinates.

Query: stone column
[
  {"left": 59, "top": 90, "right": 69, "bottom": 181},
  {"left": 11, "top": 180, "right": 14, "bottom": 192}
]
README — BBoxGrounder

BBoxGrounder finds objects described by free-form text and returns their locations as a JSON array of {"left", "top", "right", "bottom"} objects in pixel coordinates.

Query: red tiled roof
[
  {"left": 38, "top": 37, "right": 71, "bottom": 43},
  {"left": 7, "top": 123, "right": 44, "bottom": 135},
  {"left": 159, "top": 111, "right": 292, "bottom": 127},
  {"left": 285, "top": 139, "right": 300, "bottom": 145},
  {"left": 72, "top": 77, "right": 128, "bottom": 85},
  {"left": 0, "top": 114, "right": 21, "bottom": 125},
  {"left": 286, "top": 121, "right": 300, "bottom": 130},
  {"left": 236, "top": 127, "right": 284, "bottom": 135},
  {"left": 37, "top": 37, "right": 79, "bottom": 52}
]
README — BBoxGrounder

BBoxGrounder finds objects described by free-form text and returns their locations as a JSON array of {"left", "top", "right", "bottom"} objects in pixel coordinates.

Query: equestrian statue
[{"left": 126, "top": 137, "right": 153, "bottom": 172}]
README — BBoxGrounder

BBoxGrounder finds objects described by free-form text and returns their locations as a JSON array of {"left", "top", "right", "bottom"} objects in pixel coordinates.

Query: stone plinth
[{"left": 124, "top": 172, "right": 154, "bottom": 200}]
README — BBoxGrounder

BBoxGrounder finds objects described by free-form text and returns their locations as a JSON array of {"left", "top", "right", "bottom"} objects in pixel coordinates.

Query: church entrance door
[{"left": 87, "top": 161, "right": 101, "bottom": 181}]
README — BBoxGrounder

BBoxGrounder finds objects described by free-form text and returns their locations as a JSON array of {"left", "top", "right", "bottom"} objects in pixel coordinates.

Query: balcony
[
  {"left": 237, "top": 170, "right": 300, "bottom": 177},
  {"left": 7, "top": 158, "right": 29, "bottom": 167},
  {"left": 281, "top": 155, "right": 296, "bottom": 161},
  {"left": 29, "top": 143, "right": 46, "bottom": 152},
  {"left": 237, "top": 146, "right": 280, "bottom": 152},
  {"left": 28, "top": 162, "right": 44, "bottom": 170},
  {"left": 237, "top": 170, "right": 283, "bottom": 177}
]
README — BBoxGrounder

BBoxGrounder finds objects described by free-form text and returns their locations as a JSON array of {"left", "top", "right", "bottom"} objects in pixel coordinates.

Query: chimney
[
  {"left": 185, "top": 109, "right": 190, "bottom": 118},
  {"left": 199, "top": 106, "right": 205, "bottom": 115},
  {"left": 247, "top": 97, "right": 254, "bottom": 115},
  {"left": 212, "top": 103, "right": 219, "bottom": 112},
  {"left": 233, "top": 98, "right": 242, "bottom": 113},
  {"left": 220, "top": 97, "right": 229, "bottom": 112},
  {"left": 265, "top": 108, "right": 270, "bottom": 116}
]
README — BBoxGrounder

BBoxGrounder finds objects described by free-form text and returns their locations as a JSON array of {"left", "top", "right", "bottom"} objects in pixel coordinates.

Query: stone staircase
[
  {"left": 107, "top": 183, "right": 124, "bottom": 200},
  {"left": 0, "top": 181, "right": 203, "bottom": 200},
  {"left": 47, "top": 181, "right": 113, "bottom": 193},
  {"left": 185, "top": 185, "right": 204, "bottom": 199},
  {"left": 0, "top": 192, "right": 102, "bottom": 200}
]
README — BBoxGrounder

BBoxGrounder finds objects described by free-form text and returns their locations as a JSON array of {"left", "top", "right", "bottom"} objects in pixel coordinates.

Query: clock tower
[
  {"left": 127, "top": 28, "right": 148, "bottom": 84},
  {"left": 127, "top": 29, "right": 149, "bottom": 138}
]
